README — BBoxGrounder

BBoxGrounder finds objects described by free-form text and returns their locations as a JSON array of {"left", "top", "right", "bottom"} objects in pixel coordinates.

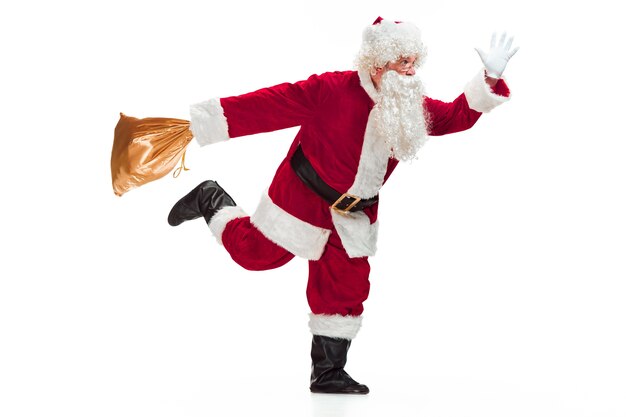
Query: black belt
[{"left": 290, "top": 145, "right": 378, "bottom": 214}]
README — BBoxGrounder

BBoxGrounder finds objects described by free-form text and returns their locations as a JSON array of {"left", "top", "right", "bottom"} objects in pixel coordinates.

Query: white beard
[{"left": 371, "top": 71, "right": 430, "bottom": 161}]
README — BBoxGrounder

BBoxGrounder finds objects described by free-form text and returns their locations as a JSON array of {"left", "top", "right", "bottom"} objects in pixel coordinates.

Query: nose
[{"left": 406, "top": 66, "right": 416, "bottom": 76}]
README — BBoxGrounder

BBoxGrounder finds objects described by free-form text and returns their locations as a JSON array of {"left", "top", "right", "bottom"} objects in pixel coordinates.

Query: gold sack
[{"left": 111, "top": 113, "right": 194, "bottom": 196}]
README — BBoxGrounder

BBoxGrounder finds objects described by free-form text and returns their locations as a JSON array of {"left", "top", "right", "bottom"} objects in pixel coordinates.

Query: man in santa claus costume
[{"left": 167, "top": 17, "right": 517, "bottom": 394}]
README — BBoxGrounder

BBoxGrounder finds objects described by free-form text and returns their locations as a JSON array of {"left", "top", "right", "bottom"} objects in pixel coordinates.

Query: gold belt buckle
[{"left": 331, "top": 193, "right": 361, "bottom": 215}]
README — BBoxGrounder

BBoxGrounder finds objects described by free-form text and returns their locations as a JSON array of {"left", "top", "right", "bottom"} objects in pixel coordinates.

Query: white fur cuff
[
  {"left": 464, "top": 71, "right": 510, "bottom": 113},
  {"left": 189, "top": 98, "right": 230, "bottom": 146},
  {"left": 208, "top": 206, "right": 248, "bottom": 244},
  {"left": 309, "top": 313, "right": 363, "bottom": 340}
]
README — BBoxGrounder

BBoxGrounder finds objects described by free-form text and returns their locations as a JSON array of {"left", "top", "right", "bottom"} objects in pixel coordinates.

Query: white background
[{"left": 1, "top": 0, "right": 625, "bottom": 416}]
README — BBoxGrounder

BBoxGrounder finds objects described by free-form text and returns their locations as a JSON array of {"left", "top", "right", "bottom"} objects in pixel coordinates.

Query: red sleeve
[
  {"left": 423, "top": 94, "right": 482, "bottom": 137},
  {"left": 220, "top": 74, "right": 325, "bottom": 138},
  {"left": 492, "top": 78, "right": 510, "bottom": 97}
]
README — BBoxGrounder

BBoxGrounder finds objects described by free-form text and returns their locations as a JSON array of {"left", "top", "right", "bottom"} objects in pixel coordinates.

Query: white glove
[{"left": 475, "top": 32, "right": 519, "bottom": 79}]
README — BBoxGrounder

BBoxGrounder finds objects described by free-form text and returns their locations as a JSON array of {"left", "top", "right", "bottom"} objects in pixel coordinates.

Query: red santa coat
[{"left": 190, "top": 69, "right": 510, "bottom": 260}]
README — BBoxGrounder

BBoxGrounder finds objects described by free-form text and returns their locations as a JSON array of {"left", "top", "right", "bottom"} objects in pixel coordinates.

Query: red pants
[{"left": 221, "top": 217, "right": 370, "bottom": 316}]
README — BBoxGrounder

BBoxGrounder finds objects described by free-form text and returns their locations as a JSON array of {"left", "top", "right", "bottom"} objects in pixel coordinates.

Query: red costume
[
  {"left": 189, "top": 69, "right": 510, "bottom": 338},
  {"left": 166, "top": 17, "right": 517, "bottom": 394}
]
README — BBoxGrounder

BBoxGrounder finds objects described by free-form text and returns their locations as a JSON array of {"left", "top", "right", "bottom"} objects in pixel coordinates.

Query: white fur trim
[
  {"left": 189, "top": 98, "right": 230, "bottom": 146},
  {"left": 464, "top": 71, "right": 510, "bottom": 113},
  {"left": 327, "top": 104, "right": 385, "bottom": 258},
  {"left": 309, "top": 313, "right": 363, "bottom": 340},
  {"left": 348, "top": 115, "right": 389, "bottom": 199},
  {"left": 331, "top": 210, "right": 379, "bottom": 258},
  {"left": 250, "top": 191, "right": 331, "bottom": 261},
  {"left": 358, "top": 68, "right": 380, "bottom": 103},
  {"left": 208, "top": 206, "right": 247, "bottom": 245}
]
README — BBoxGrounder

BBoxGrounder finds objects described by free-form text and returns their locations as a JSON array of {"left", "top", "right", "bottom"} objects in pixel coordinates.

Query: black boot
[
  {"left": 309, "top": 335, "right": 369, "bottom": 394},
  {"left": 168, "top": 180, "right": 236, "bottom": 226}
]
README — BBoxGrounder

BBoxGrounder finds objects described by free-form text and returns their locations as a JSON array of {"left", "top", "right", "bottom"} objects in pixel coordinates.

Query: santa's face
[
  {"left": 385, "top": 55, "right": 418, "bottom": 76},
  {"left": 370, "top": 55, "right": 419, "bottom": 89}
]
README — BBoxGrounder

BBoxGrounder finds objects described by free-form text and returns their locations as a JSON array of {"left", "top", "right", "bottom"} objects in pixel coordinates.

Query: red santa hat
[{"left": 356, "top": 17, "right": 427, "bottom": 72}]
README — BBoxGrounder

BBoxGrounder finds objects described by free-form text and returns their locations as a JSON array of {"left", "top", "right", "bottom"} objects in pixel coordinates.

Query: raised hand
[{"left": 475, "top": 32, "right": 519, "bottom": 79}]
